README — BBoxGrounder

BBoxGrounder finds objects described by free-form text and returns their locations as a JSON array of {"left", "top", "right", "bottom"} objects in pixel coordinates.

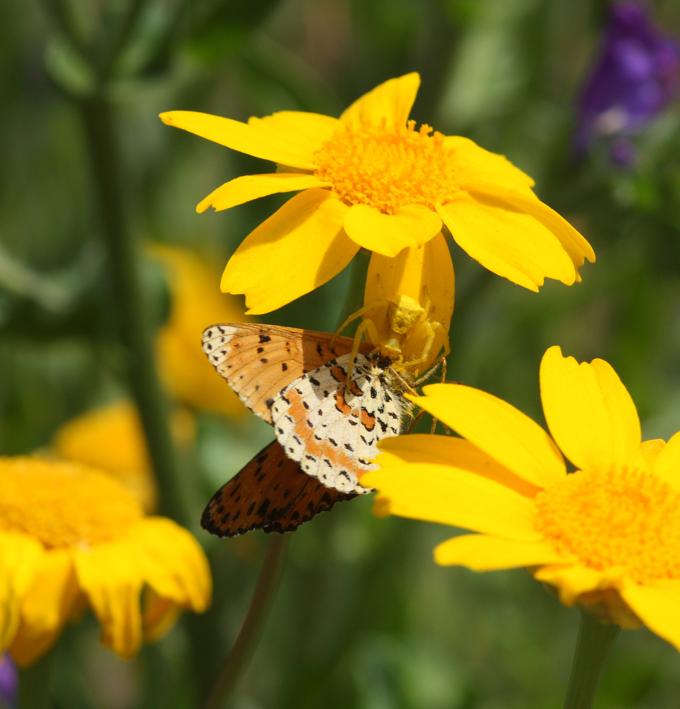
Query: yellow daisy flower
[
  {"left": 51, "top": 400, "right": 195, "bottom": 512},
  {"left": 152, "top": 244, "right": 247, "bottom": 417},
  {"left": 161, "top": 73, "right": 595, "bottom": 314},
  {"left": 0, "top": 457, "right": 211, "bottom": 666},
  {"left": 363, "top": 346, "right": 680, "bottom": 650}
]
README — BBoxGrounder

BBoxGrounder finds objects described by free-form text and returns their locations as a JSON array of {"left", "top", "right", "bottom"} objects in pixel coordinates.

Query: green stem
[
  {"left": 563, "top": 611, "right": 619, "bottom": 709},
  {"left": 78, "top": 94, "right": 194, "bottom": 528},
  {"left": 204, "top": 536, "right": 288, "bottom": 709},
  {"left": 19, "top": 651, "right": 53, "bottom": 709}
]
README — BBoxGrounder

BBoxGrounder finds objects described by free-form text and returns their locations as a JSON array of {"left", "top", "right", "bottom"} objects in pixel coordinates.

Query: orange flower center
[
  {"left": 534, "top": 467, "right": 680, "bottom": 584},
  {"left": 0, "top": 458, "right": 143, "bottom": 549},
  {"left": 313, "top": 120, "right": 459, "bottom": 213}
]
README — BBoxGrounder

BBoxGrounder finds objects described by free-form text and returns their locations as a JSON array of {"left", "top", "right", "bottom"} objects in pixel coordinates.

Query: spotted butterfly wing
[
  {"left": 201, "top": 323, "right": 406, "bottom": 536},
  {"left": 201, "top": 440, "right": 356, "bottom": 536},
  {"left": 201, "top": 323, "right": 372, "bottom": 422},
  {"left": 270, "top": 352, "right": 408, "bottom": 495}
]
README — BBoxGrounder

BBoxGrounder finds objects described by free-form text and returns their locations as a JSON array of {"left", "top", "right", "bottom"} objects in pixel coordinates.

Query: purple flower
[
  {"left": 575, "top": 2, "right": 680, "bottom": 164},
  {"left": 0, "top": 655, "right": 16, "bottom": 707}
]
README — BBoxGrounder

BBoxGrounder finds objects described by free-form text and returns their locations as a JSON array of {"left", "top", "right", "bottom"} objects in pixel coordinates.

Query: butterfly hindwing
[
  {"left": 201, "top": 440, "right": 356, "bottom": 537},
  {"left": 202, "top": 324, "right": 370, "bottom": 423},
  {"left": 270, "top": 353, "right": 408, "bottom": 495}
]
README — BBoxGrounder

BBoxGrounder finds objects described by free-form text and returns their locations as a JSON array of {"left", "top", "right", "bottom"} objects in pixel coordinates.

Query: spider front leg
[
  {"left": 344, "top": 318, "right": 383, "bottom": 386},
  {"left": 331, "top": 300, "right": 389, "bottom": 349}
]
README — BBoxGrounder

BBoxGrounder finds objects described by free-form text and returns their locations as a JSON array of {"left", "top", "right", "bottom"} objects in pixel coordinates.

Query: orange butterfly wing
[
  {"left": 202, "top": 323, "right": 371, "bottom": 423},
  {"left": 201, "top": 440, "right": 356, "bottom": 536}
]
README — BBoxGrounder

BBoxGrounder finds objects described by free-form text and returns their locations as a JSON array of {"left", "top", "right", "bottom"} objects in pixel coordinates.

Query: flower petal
[
  {"left": 444, "top": 137, "right": 536, "bottom": 193},
  {"left": 378, "top": 434, "right": 539, "bottom": 497},
  {"left": 411, "top": 384, "right": 566, "bottom": 488},
  {"left": 344, "top": 204, "right": 441, "bottom": 257},
  {"left": 620, "top": 583, "right": 680, "bottom": 651},
  {"left": 637, "top": 439, "right": 665, "bottom": 472},
  {"left": 438, "top": 194, "right": 577, "bottom": 290},
  {"left": 434, "top": 534, "right": 565, "bottom": 569},
  {"left": 142, "top": 591, "right": 180, "bottom": 642},
  {"left": 539, "top": 346, "right": 641, "bottom": 473},
  {"left": 10, "top": 551, "right": 79, "bottom": 666},
  {"left": 134, "top": 519, "right": 211, "bottom": 613},
  {"left": 221, "top": 189, "right": 357, "bottom": 314},
  {"left": 652, "top": 431, "right": 680, "bottom": 485},
  {"left": 159, "top": 111, "right": 318, "bottom": 170},
  {"left": 363, "top": 461, "right": 541, "bottom": 541},
  {"left": 197, "top": 173, "right": 329, "bottom": 214},
  {"left": 248, "top": 111, "right": 341, "bottom": 158},
  {"left": 0, "top": 533, "right": 42, "bottom": 652},
  {"left": 74, "top": 543, "right": 143, "bottom": 659},
  {"left": 534, "top": 564, "right": 605, "bottom": 605},
  {"left": 479, "top": 187, "right": 596, "bottom": 269},
  {"left": 340, "top": 73, "right": 420, "bottom": 128}
]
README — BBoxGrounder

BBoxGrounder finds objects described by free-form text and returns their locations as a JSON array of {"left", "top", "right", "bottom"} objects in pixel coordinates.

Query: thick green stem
[
  {"left": 19, "top": 652, "right": 53, "bottom": 709},
  {"left": 78, "top": 95, "right": 193, "bottom": 528},
  {"left": 204, "top": 536, "right": 288, "bottom": 709},
  {"left": 563, "top": 611, "right": 619, "bottom": 709}
]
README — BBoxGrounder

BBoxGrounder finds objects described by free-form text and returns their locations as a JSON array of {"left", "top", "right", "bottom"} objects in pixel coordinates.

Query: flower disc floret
[
  {"left": 314, "top": 120, "right": 459, "bottom": 214},
  {"left": 0, "top": 458, "right": 142, "bottom": 549},
  {"left": 535, "top": 467, "right": 680, "bottom": 584}
]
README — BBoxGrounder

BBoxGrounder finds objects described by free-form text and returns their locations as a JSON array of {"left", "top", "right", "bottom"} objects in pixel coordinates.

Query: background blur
[{"left": 3, "top": 0, "right": 680, "bottom": 707}]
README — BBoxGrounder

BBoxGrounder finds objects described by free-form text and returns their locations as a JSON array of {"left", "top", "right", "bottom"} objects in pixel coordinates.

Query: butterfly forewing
[
  {"left": 201, "top": 440, "right": 356, "bottom": 536},
  {"left": 202, "top": 324, "right": 370, "bottom": 423}
]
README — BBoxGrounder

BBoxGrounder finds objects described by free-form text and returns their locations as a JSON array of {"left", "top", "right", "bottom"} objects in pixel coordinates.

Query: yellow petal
[
  {"left": 438, "top": 194, "right": 577, "bottom": 290},
  {"left": 134, "top": 519, "right": 211, "bottom": 613},
  {"left": 340, "top": 73, "right": 421, "bottom": 128},
  {"left": 344, "top": 204, "right": 441, "bottom": 257},
  {"left": 434, "top": 534, "right": 565, "bottom": 569},
  {"left": 0, "top": 532, "right": 43, "bottom": 652},
  {"left": 620, "top": 583, "right": 680, "bottom": 651},
  {"left": 142, "top": 591, "right": 180, "bottom": 642},
  {"left": 221, "top": 189, "right": 357, "bottom": 314},
  {"left": 159, "top": 111, "right": 318, "bottom": 170},
  {"left": 363, "top": 462, "right": 541, "bottom": 541},
  {"left": 378, "top": 434, "right": 539, "bottom": 497},
  {"left": 411, "top": 384, "right": 566, "bottom": 488},
  {"left": 444, "top": 136, "right": 536, "bottom": 193},
  {"left": 10, "top": 550, "right": 80, "bottom": 666},
  {"left": 248, "top": 110, "right": 341, "bottom": 157},
  {"left": 534, "top": 564, "right": 605, "bottom": 605},
  {"left": 197, "top": 173, "right": 329, "bottom": 214},
  {"left": 479, "top": 187, "right": 596, "bottom": 269},
  {"left": 637, "top": 439, "right": 665, "bottom": 471},
  {"left": 539, "top": 346, "right": 641, "bottom": 473},
  {"left": 652, "top": 431, "right": 680, "bottom": 485},
  {"left": 74, "top": 543, "right": 143, "bottom": 659},
  {"left": 363, "top": 233, "right": 454, "bottom": 372}
]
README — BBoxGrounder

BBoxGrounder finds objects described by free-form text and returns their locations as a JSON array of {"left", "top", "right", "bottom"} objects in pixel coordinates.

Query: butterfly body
[{"left": 201, "top": 323, "right": 409, "bottom": 536}]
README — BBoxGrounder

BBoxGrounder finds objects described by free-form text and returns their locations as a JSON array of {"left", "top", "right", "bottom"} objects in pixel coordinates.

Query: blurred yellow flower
[
  {"left": 0, "top": 458, "right": 211, "bottom": 666},
  {"left": 161, "top": 73, "right": 594, "bottom": 314},
  {"left": 151, "top": 244, "right": 246, "bottom": 417},
  {"left": 364, "top": 346, "right": 680, "bottom": 650},
  {"left": 51, "top": 400, "right": 194, "bottom": 512}
]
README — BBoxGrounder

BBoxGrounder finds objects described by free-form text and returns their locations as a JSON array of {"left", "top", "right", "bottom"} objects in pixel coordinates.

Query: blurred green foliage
[{"left": 2, "top": 0, "right": 680, "bottom": 707}]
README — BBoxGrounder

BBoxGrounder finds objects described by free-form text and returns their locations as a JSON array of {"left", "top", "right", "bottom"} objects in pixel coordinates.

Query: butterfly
[{"left": 200, "top": 324, "right": 410, "bottom": 536}]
